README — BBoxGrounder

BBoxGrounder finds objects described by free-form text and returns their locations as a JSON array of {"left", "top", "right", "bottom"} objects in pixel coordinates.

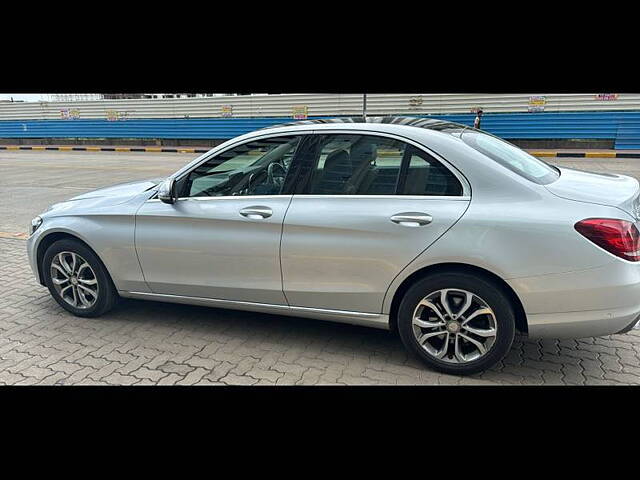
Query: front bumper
[
  {"left": 26, "top": 227, "right": 44, "bottom": 285},
  {"left": 508, "top": 260, "right": 640, "bottom": 339}
]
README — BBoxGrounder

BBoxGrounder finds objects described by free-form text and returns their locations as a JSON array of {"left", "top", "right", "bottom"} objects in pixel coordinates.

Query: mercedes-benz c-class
[{"left": 27, "top": 117, "right": 640, "bottom": 374}]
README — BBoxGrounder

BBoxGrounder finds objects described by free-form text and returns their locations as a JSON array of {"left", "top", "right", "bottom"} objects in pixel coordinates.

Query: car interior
[
  {"left": 310, "top": 135, "right": 462, "bottom": 196},
  {"left": 175, "top": 133, "right": 462, "bottom": 199},
  {"left": 179, "top": 138, "right": 300, "bottom": 197}
]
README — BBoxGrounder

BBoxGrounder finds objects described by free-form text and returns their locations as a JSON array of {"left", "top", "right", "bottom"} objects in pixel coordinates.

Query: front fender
[{"left": 27, "top": 212, "right": 149, "bottom": 294}]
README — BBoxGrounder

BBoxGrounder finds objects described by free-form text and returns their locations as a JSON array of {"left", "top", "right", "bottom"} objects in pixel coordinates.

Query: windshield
[{"left": 461, "top": 130, "right": 559, "bottom": 185}]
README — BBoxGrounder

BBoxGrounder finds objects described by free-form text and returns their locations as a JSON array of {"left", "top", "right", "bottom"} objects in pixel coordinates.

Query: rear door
[{"left": 280, "top": 132, "right": 470, "bottom": 314}]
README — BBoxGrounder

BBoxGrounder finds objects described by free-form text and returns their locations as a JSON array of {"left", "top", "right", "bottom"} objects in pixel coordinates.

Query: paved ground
[
  {"left": 0, "top": 151, "right": 191, "bottom": 235},
  {"left": 1, "top": 150, "right": 640, "bottom": 385}
]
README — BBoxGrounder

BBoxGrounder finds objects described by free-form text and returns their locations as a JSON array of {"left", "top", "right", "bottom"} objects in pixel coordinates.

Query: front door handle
[
  {"left": 239, "top": 206, "right": 273, "bottom": 219},
  {"left": 390, "top": 212, "right": 433, "bottom": 227}
]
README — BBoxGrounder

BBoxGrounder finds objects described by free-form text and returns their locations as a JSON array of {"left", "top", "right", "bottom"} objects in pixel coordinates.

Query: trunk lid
[{"left": 545, "top": 167, "right": 640, "bottom": 219}]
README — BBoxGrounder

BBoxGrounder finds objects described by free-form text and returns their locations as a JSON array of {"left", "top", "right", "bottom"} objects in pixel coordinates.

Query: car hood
[
  {"left": 44, "top": 178, "right": 163, "bottom": 216},
  {"left": 545, "top": 167, "right": 640, "bottom": 219},
  {"left": 68, "top": 178, "right": 163, "bottom": 202}
]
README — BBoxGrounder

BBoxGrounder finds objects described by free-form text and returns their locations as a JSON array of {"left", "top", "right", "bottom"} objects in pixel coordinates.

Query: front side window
[
  {"left": 461, "top": 130, "right": 559, "bottom": 184},
  {"left": 304, "top": 134, "right": 463, "bottom": 196},
  {"left": 177, "top": 135, "right": 302, "bottom": 197}
]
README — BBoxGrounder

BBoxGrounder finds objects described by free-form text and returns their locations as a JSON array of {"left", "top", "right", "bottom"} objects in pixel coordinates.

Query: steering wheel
[{"left": 267, "top": 162, "right": 287, "bottom": 185}]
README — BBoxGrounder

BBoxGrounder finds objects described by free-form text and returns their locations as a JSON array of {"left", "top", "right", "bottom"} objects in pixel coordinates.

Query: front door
[
  {"left": 135, "top": 134, "right": 304, "bottom": 305},
  {"left": 281, "top": 132, "right": 470, "bottom": 314}
]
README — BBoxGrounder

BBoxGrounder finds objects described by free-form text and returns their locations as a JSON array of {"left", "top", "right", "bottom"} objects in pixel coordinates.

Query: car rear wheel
[
  {"left": 397, "top": 272, "right": 515, "bottom": 375},
  {"left": 43, "top": 239, "right": 118, "bottom": 318}
]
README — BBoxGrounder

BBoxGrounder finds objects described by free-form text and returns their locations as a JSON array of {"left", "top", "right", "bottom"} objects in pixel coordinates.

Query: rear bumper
[
  {"left": 617, "top": 314, "right": 640, "bottom": 335},
  {"left": 508, "top": 260, "right": 640, "bottom": 339},
  {"left": 526, "top": 307, "right": 640, "bottom": 339}
]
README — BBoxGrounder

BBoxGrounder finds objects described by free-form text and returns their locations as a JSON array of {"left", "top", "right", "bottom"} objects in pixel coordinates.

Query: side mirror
[{"left": 158, "top": 178, "right": 177, "bottom": 204}]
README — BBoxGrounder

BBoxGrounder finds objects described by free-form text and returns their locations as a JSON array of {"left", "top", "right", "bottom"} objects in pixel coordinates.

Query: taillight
[{"left": 575, "top": 218, "right": 640, "bottom": 262}]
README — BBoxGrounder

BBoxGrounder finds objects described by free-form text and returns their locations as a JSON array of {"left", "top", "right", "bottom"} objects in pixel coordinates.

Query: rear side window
[
  {"left": 304, "top": 134, "right": 463, "bottom": 196},
  {"left": 461, "top": 130, "right": 559, "bottom": 184},
  {"left": 308, "top": 134, "right": 406, "bottom": 195},
  {"left": 399, "top": 147, "right": 463, "bottom": 196}
]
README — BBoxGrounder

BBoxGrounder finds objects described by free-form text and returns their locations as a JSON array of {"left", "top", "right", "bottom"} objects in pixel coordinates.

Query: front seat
[
  {"left": 346, "top": 140, "right": 378, "bottom": 194},
  {"left": 314, "top": 149, "right": 352, "bottom": 194}
]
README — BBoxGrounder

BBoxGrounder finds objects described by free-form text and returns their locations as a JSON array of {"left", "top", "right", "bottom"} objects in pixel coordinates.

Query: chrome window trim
[
  {"left": 145, "top": 194, "right": 291, "bottom": 203},
  {"left": 156, "top": 128, "right": 471, "bottom": 202},
  {"left": 304, "top": 129, "right": 471, "bottom": 197},
  {"left": 156, "top": 131, "right": 307, "bottom": 202},
  {"left": 146, "top": 194, "right": 469, "bottom": 204},
  {"left": 290, "top": 194, "right": 470, "bottom": 201},
  {"left": 172, "top": 130, "right": 312, "bottom": 184}
]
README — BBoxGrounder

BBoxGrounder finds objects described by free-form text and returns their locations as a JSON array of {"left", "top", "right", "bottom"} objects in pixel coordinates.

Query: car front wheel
[
  {"left": 397, "top": 272, "right": 516, "bottom": 376},
  {"left": 43, "top": 239, "right": 118, "bottom": 318}
]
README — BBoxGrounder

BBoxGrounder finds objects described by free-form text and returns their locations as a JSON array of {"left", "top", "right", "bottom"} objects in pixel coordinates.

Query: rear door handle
[
  {"left": 239, "top": 206, "right": 273, "bottom": 219},
  {"left": 390, "top": 212, "right": 433, "bottom": 227}
]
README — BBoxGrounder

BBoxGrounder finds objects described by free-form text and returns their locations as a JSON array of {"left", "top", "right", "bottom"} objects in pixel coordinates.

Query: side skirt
[{"left": 119, "top": 291, "right": 390, "bottom": 330}]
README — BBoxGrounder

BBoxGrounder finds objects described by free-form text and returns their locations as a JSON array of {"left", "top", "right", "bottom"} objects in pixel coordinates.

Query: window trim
[
  {"left": 287, "top": 194, "right": 470, "bottom": 201},
  {"left": 145, "top": 194, "right": 294, "bottom": 204},
  {"left": 170, "top": 132, "right": 309, "bottom": 200},
  {"left": 149, "top": 128, "right": 471, "bottom": 202},
  {"left": 394, "top": 145, "right": 415, "bottom": 194},
  {"left": 397, "top": 145, "right": 465, "bottom": 197},
  {"left": 291, "top": 130, "right": 470, "bottom": 197}
]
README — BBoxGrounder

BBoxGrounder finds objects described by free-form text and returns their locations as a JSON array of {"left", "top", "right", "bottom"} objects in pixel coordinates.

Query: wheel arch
[
  {"left": 36, "top": 231, "right": 114, "bottom": 288},
  {"left": 387, "top": 262, "right": 528, "bottom": 335}
]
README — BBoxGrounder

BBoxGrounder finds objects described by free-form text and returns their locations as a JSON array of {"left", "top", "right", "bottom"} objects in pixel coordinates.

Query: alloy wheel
[
  {"left": 50, "top": 251, "right": 99, "bottom": 309},
  {"left": 412, "top": 288, "right": 497, "bottom": 364}
]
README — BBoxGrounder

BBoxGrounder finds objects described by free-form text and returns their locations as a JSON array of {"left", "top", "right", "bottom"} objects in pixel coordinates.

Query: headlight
[{"left": 30, "top": 216, "right": 43, "bottom": 235}]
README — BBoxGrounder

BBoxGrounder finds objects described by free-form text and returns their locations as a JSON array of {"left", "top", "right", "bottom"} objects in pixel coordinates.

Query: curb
[
  {"left": 0, "top": 146, "right": 210, "bottom": 154},
  {"left": 528, "top": 151, "right": 639, "bottom": 159}
]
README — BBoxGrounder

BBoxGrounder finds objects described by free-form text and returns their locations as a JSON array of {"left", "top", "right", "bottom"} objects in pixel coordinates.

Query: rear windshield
[{"left": 461, "top": 130, "right": 559, "bottom": 185}]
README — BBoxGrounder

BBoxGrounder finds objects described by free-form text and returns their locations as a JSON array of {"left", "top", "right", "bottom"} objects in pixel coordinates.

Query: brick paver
[
  {"left": 2, "top": 151, "right": 640, "bottom": 385},
  {"left": 1, "top": 237, "right": 639, "bottom": 385}
]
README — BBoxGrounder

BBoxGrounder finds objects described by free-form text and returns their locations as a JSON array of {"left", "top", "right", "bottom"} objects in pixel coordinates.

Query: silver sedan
[{"left": 26, "top": 117, "right": 640, "bottom": 375}]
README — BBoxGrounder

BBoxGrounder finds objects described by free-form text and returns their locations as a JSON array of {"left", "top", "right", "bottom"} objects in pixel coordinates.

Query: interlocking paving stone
[
  {"left": 219, "top": 373, "right": 259, "bottom": 385},
  {"left": 2, "top": 231, "right": 640, "bottom": 385},
  {"left": 176, "top": 367, "right": 209, "bottom": 385}
]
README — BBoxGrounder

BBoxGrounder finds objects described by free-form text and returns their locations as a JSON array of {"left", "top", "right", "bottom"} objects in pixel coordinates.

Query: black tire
[
  {"left": 397, "top": 272, "right": 515, "bottom": 376},
  {"left": 42, "top": 239, "right": 118, "bottom": 318}
]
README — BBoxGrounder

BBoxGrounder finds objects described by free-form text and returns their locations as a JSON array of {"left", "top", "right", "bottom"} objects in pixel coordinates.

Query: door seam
[
  {"left": 133, "top": 197, "right": 154, "bottom": 293},
  {"left": 279, "top": 194, "right": 295, "bottom": 306},
  {"left": 380, "top": 198, "right": 473, "bottom": 313}
]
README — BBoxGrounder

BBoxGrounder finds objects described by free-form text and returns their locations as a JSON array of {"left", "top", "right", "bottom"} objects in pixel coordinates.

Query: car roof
[
  {"left": 172, "top": 116, "right": 473, "bottom": 180},
  {"left": 261, "top": 116, "right": 469, "bottom": 135},
  {"left": 172, "top": 115, "right": 535, "bottom": 198}
]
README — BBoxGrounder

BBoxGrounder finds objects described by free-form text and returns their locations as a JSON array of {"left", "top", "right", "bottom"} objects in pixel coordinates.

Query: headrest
[
  {"left": 324, "top": 149, "right": 351, "bottom": 172},
  {"left": 350, "top": 140, "right": 378, "bottom": 166}
]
